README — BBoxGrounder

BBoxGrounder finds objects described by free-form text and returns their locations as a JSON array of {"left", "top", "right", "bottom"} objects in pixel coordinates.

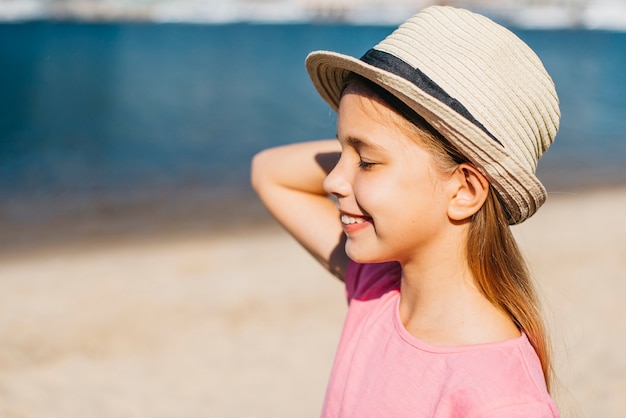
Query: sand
[{"left": 0, "top": 188, "right": 624, "bottom": 417}]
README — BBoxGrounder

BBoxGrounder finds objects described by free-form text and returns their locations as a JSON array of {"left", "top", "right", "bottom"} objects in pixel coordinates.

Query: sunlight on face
[{"left": 326, "top": 86, "right": 455, "bottom": 266}]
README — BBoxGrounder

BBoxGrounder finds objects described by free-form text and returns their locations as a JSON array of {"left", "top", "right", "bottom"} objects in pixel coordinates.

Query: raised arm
[{"left": 251, "top": 140, "right": 348, "bottom": 280}]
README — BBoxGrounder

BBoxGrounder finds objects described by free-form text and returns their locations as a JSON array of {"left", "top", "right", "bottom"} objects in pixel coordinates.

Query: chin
[{"left": 346, "top": 244, "right": 391, "bottom": 265}]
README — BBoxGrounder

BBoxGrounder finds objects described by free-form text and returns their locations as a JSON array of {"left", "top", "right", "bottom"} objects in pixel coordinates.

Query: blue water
[{"left": 1, "top": 22, "right": 625, "bottom": 230}]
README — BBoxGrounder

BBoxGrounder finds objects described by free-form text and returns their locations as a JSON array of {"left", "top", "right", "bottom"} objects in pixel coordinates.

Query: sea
[{"left": 1, "top": 22, "right": 625, "bottom": 249}]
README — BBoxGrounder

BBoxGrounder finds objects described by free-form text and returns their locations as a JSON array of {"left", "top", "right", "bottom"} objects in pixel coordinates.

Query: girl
[{"left": 252, "top": 6, "right": 561, "bottom": 417}]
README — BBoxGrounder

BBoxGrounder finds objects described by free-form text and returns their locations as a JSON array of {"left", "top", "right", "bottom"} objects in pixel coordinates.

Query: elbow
[{"left": 250, "top": 149, "right": 270, "bottom": 194}]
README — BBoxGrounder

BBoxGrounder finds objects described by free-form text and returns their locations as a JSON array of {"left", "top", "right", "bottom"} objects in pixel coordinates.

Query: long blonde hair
[{"left": 344, "top": 75, "right": 552, "bottom": 391}]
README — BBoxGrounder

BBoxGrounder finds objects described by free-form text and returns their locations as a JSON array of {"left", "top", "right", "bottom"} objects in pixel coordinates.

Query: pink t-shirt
[{"left": 321, "top": 261, "right": 560, "bottom": 417}]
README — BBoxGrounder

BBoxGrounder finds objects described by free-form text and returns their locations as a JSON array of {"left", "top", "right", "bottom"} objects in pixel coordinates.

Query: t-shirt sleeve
[
  {"left": 476, "top": 401, "right": 560, "bottom": 418},
  {"left": 344, "top": 260, "right": 401, "bottom": 303}
]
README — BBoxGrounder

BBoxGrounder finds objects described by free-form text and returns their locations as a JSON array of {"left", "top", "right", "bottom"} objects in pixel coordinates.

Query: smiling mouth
[{"left": 340, "top": 214, "right": 370, "bottom": 225}]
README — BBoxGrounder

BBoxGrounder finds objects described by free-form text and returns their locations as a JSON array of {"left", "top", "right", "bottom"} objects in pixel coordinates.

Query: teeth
[{"left": 341, "top": 214, "right": 365, "bottom": 225}]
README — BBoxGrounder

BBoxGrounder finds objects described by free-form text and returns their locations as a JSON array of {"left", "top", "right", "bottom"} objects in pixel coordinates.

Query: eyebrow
[{"left": 337, "top": 134, "right": 386, "bottom": 153}]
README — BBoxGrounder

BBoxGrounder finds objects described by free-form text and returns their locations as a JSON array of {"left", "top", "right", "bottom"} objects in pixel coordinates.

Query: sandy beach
[{"left": 0, "top": 187, "right": 624, "bottom": 417}]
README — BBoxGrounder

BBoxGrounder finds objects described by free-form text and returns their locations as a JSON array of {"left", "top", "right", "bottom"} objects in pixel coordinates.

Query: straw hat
[{"left": 305, "top": 6, "right": 560, "bottom": 224}]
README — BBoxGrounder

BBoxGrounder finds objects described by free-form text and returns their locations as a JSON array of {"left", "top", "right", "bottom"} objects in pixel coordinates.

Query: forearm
[{"left": 251, "top": 140, "right": 339, "bottom": 198}]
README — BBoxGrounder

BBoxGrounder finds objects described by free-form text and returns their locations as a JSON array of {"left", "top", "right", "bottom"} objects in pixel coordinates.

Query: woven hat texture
[{"left": 306, "top": 6, "right": 560, "bottom": 224}]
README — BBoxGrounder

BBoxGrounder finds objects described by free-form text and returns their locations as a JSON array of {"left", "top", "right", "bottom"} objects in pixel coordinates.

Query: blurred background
[
  {"left": 1, "top": 0, "right": 625, "bottom": 253},
  {"left": 0, "top": 1, "right": 625, "bottom": 417}
]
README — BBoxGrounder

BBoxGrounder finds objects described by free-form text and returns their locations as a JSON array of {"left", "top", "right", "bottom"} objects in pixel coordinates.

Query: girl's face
[{"left": 324, "top": 87, "right": 455, "bottom": 266}]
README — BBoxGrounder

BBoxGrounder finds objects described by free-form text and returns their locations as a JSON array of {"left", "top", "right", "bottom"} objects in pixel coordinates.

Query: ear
[{"left": 447, "top": 163, "right": 490, "bottom": 222}]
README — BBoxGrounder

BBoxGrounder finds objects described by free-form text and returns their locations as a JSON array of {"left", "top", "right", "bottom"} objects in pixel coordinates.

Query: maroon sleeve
[{"left": 345, "top": 261, "right": 402, "bottom": 303}]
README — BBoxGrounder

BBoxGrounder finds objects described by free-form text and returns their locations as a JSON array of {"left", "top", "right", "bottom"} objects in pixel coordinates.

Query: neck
[{"left": 397, "top": 240, "right": 519, "bottom": 346}]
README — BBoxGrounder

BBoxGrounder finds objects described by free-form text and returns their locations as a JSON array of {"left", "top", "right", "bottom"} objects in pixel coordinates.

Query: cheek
[
  {"left": 352, "top": 176, "right": 395, "bottom": 212},
  {"left": 355, "top": 172, "right": 445, "bottom": 223}
]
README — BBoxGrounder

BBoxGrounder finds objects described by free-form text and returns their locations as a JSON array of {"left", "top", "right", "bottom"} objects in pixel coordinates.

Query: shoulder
[
  {"left": 474, "top": 401, "right": 560, "bottom": 417},
  {"left": 439, "top": 335, "right": 559, "bottom": 417},
  {"left": 345, "top": 261, "right": 401, "bottom": 302}
]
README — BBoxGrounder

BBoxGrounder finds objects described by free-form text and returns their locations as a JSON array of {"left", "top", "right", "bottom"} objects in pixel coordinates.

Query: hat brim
[{"left": 305, "top": 50, "right": 546, "bottom": 225}]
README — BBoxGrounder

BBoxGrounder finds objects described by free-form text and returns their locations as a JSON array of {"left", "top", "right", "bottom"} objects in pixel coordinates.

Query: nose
[{"left": 323, "top": 158, "right": 352, "bottom": 198}]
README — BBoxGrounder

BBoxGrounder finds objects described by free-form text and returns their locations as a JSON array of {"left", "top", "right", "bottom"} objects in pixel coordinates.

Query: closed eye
[{"left": 358, "top": 159, "right": 376, "bottom": 170}]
